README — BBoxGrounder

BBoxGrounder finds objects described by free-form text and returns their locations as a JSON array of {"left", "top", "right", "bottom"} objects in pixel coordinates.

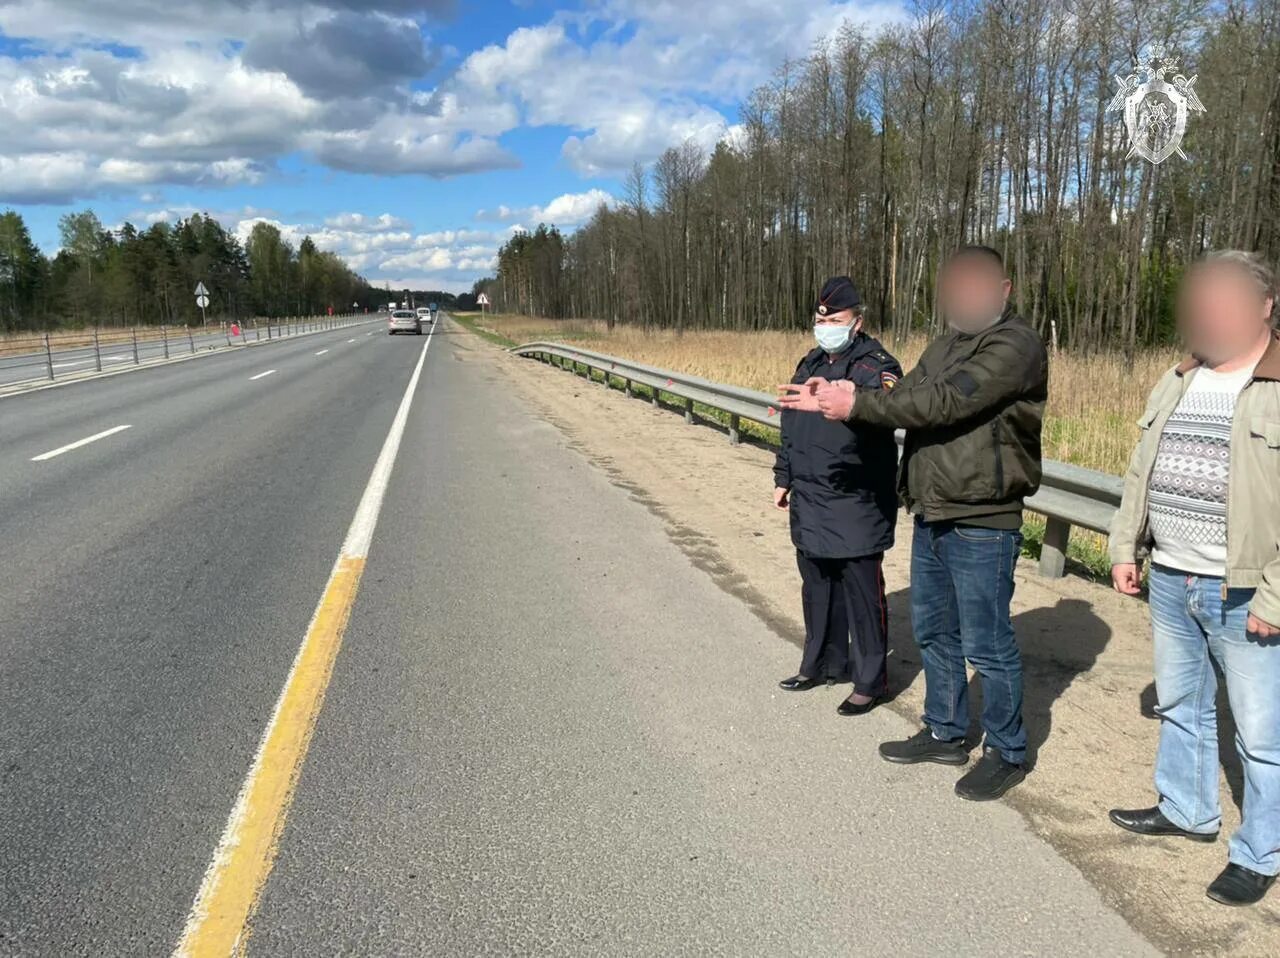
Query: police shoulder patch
[{"left": 880, "top": 370, "right": 900, "bottom": 390}]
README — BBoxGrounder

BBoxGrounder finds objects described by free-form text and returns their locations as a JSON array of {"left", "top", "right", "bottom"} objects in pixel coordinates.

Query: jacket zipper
[
  {"left": 991, "top": 419, "right": 1003, "bottom": 492},
  {"left": 1220, "top": 377, "right": 1254, "bottom": 601}
]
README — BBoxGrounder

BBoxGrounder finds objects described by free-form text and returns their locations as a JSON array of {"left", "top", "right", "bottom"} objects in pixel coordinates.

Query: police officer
[{"left": 774, "top": 277, "right": 902, "bottom": 715}]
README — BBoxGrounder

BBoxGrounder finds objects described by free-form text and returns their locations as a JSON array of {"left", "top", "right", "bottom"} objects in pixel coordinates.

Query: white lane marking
[
  {"left": 249, "top": 369, "right": 277, "bottom": 381},
  {"left": 51, "top": 359, "right": 93, "bottom": 369},
  {"left": 174, "top": 324, "right": 435, "bottom": 952},
  {"left": 32, "top": 424, "right": 132, "bottom": 462},
  {"left": 347, "top": 338, "right": 356, "bottom": 343},
  {"left": 315, "top": 349, "right": 328, "bottom": 356},
  {"left": 342, "top": 322, "right": 435, "bottom": 556},
  {"left": 103, "top": 354, "right": 128, "bottom": 361}
]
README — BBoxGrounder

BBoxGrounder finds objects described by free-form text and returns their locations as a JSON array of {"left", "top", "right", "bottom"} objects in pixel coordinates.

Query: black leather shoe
[
  {"left": 1207, "top": 863, "right": 1276, "bottom": 906},
  {"left": 1108, "top": 806, "right": 1218, "bottom": 843},
  {"left": 836, "top": 695, "right": 880, "bottom": 716},
  {"left": 955, "top": 748, "right": 1025, "bottom": 801},
  {"left": 778, "top": 674, "right": 822, "bottom": 691},
  {"left": 879, "top": 727, "right": 968, "bottom": 766}
]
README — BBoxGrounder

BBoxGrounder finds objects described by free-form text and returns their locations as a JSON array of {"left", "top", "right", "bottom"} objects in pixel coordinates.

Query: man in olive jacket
[{"left": 779, "top": 245, "right": 1048, "bottom": 801}]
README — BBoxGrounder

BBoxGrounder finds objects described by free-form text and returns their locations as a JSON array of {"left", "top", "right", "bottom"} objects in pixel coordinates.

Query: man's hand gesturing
[
  {"left": 776, "top": 377, "right": 828, "bottom": 412},
  {"left": 816, "top": 379, "right": 855, "bottom": 420}
]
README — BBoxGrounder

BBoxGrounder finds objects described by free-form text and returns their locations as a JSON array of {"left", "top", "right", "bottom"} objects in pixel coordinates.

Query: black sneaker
[
  {"left": 955, "top": 748, "right": 1026, "bottom": 801},
  {"left": 879, "top": 727, "right": 969, "bottom": 766}
]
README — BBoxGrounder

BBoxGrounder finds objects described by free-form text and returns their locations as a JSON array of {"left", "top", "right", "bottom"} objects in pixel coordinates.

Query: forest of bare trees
[{"left": 478, "top": 0, "right": 1280, "bottom": 352}]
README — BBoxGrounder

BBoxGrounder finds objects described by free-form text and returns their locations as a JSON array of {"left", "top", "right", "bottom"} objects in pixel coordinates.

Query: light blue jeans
[{"left": 1150, "top": 564, "right": 1280, "bottom": 875}]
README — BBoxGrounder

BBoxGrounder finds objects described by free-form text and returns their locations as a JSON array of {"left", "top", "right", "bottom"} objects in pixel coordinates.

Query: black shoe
[
  {"left": 954, "top": 748, "right": 1026, "bottom": 801},
  {"left": 879, "top": 727, "right": 968, "bottom": 766},
  {"left": 1108, "top": 806, "right": 1218, "bottom": 843},
  {"left": 837, "top": 695, "right": 881, "bottom": 716},
  {"left": 778, "top": 674, "right": 822, "bottom": 691},
  {"left": 1207, "top": 863, "right": 1276, "bottom": 906}
]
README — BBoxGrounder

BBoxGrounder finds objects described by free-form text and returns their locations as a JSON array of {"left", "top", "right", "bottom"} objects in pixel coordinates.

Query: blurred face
[
  {"left": 939, "top": 257, "right": 1012, "bottom": 334},
  {"left": 1179, "top": 263, "right": 1274, "bottom": 367}
]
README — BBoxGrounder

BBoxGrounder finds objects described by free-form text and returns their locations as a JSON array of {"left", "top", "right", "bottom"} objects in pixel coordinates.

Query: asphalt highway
[
  {"left": 0, "top": 317, "right": 367, "bottom": 389},
  {"left": 0, "top": 318, "right": 1155, "bottom": 955}
]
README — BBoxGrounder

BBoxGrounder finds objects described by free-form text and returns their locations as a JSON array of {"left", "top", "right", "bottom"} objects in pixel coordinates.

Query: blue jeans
[
  {"left": 910, "top": 518, "right": 1025, "bottom": 764},
  {"left": 1149, "top": 564, "right": 1280, "bottom": 875}
]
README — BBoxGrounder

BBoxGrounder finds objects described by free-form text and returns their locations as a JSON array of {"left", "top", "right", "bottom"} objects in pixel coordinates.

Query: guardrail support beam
[
  {"left": 684, "top": 398, "right": 694, "bottom": 424},
  {"left": 728, "top": 413, "right": 741, "bottom": 444},
  {"left": 1038, "top": 518, "right": 1070, "bottom": 578}
]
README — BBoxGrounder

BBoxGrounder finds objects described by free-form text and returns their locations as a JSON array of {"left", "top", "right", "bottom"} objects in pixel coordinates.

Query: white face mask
[{"left": 814, "top": 323, "right": 852, "bottom": 353}]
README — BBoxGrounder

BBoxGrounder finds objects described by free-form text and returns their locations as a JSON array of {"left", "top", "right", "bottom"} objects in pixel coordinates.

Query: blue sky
[{"left": 0, "top": 1, "right": 906, "bottom": 292}]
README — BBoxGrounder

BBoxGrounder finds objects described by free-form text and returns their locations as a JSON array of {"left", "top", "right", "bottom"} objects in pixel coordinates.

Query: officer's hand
[
  {"left": 773, "top": 487, "right": 790, "bottom": 510},
  {"left": 1111, "top": 563, "right": 1142, "bottom": 596},
  {"left": 816, "top": 379, "right": 855, "bottom": 420},
  {"left": 1247, "top": 613, "right": 1279, "bottom": 639},
  {"left": 776, "top": 377, "right": 828, "bottom": 412}
]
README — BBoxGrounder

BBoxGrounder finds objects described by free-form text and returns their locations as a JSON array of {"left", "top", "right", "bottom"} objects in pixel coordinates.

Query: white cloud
[
  {"left": 0, "top": 1, "right": 908, "bottom": 202},
  {"left": 476, "top": 188, "right": 615, "bottom": 226},
  {"left": 187, "top": 209, "right": 504, "bottom": 293},
  {"left": 324, "top": 212, "right": 412, "bottom": 232}
]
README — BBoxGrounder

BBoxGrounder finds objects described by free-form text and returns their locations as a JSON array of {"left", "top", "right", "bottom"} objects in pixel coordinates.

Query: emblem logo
[{"left": 1108, "top": 43, "right": 1205, "bottom": 164}]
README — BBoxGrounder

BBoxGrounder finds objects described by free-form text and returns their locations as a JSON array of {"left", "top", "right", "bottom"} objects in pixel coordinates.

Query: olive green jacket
[
  {"left": 848, "top": 306, "right": 1049, "bottom": 524},
  {"left": 1108, "top": 331, "right": 1280, "bottom": 626}
]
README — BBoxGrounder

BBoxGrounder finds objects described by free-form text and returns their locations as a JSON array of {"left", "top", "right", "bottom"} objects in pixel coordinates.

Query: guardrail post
[
  {"left": 188, "top": 327, "right": 195, "bottom": 354},
  {"left": 728, "top": 413, "right": 741, "bottom": 444},
  {"left": 131, "top": 327, "right": 139, "bottom": 365},
  {"left": 93, "top": 327, "right": 102, "bottom": 371},
  {"left": 651, "top": 385, "right": 660, "bottom": 407},
  {"left": 684, "top": 397, "right": 694, "bottom": 424},
  {"left": 162, "top": 324, "right": 169, "bottom": 359},
  {"left": 624, "top": 378, "right": 633, "bottom": 397},
  {"left": 224, "top": 323, "right": 232, "bottom": 347},
  {"left": 1038, "top": 518, "right": 1070, "bottom": 578},
  {"left": 44, "top": 332, "right": 54, "bottom": 380}
]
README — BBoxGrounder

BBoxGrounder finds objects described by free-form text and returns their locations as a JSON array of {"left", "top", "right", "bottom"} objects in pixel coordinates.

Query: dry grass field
[{"left": 469, "top": 313, "right": 1178, "bottom": 477}]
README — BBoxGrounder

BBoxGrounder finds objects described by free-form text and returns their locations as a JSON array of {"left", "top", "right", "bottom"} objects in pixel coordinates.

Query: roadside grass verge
[{"left": 459, "top": 315, "right": 1137, "bottom": 575}]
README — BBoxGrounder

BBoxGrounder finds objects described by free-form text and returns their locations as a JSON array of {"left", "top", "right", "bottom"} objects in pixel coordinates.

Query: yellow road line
[
  {"left": 175, "top": 555, "right": 364, "bottom": 957},
  {"left": 174, "top": 327, "right": 435, "bottom": 956}
]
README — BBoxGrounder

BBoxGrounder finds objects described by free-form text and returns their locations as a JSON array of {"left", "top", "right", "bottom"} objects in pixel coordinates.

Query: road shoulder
[{"left": 472, "top": 323, "right": 1280, "bottom": 956}]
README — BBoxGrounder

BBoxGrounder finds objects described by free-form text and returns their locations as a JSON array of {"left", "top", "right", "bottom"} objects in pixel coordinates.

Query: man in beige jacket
[{"left": 1108, "top": 250, "right": 1280, "bottom": 907}]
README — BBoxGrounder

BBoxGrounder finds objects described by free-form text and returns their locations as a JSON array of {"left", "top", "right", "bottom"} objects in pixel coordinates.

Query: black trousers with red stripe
[{"left": 796, "top": 551, "right": 888, "bottom": 696}]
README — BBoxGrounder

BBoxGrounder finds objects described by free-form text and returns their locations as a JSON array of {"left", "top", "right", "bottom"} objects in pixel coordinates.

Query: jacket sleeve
[
  {"left": 1250, "top": 556, "right": 1280, "bottom": 628},
  {"left": 849, "top": 327, "right": 1044, "bottom": 430},
  {"left": 1107, "top": 371, "right": 1174, "bottom": 566},
  {"left": 774, "top": 412, "right": 792, "bottom": 488}
]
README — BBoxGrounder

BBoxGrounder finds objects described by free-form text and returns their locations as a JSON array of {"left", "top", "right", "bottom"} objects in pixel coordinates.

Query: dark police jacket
[{"left": 774, "top": 333, "right": 903, "bottom": 558}]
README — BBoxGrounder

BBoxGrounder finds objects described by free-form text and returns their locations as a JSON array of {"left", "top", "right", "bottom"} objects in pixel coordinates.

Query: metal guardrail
[
  {"left": 512, "top": 340, "right": 1124, "bottom": 579},
  {"left": 0, "top": 314, "right": 367, "bottom": 389}
]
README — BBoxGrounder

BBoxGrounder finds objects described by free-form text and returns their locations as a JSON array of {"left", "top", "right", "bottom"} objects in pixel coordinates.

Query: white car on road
[{"left": 387, "top": 309, "right": 422, "bottom": 335}]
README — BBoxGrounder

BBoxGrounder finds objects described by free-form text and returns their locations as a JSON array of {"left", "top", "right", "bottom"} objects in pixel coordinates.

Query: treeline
[
  {"left": 478, "top": 0, "right": 1280, "bottom": 352},
  {"left": 0, "top": 209, "right": 374, "bottom": 330}
]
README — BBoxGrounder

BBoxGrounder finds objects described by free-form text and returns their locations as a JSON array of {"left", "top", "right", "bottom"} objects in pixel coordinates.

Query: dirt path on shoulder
[{"left": 457, "top": 324, "right": 1280, "bottom": 956}]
